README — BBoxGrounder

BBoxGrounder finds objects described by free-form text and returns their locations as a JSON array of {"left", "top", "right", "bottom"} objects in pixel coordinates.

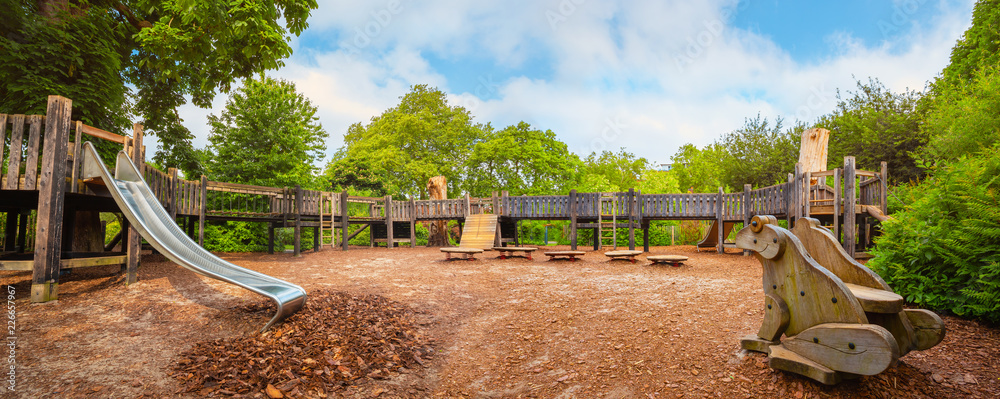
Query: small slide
[
  {"left": 81, "top": 142, "right": 306, "bottom": 331},
  {"left": 458, "top": 214, "right": 498, "bottom": 249},
  {"left": 697, "top": 220, "right": 736, "bottom": 250},
  {"left": 862, "top": 205, "right": 890, "bottom": 222}
]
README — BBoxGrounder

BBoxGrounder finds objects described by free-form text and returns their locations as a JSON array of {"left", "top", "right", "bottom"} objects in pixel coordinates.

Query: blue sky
[{"left": 175, "top": 0, "right": 975, "bottom": 167}]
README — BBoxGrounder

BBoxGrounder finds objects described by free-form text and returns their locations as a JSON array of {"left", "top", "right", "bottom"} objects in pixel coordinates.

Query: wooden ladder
[{"left": 598, "top": 193, "right": 617, "bottom": 250}]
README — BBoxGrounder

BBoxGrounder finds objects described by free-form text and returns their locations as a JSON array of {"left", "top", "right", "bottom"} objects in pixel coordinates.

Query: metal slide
[{"left": 80, "top": 142, "right": 306, "bottom": 331}]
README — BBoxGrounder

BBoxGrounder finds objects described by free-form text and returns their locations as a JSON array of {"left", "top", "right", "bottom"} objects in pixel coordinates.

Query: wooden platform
[
  {"left": 493, "top": 246, "right": 536, "bottom": 260},
  {"left": 647, "top": 255, "right": 688, "bottom": 267},
  {"left": 604, "top": 250, "right": 643, "bottom": 263},
  {"left": 544, "top": 251, "right": 586, "bottom": 262}
]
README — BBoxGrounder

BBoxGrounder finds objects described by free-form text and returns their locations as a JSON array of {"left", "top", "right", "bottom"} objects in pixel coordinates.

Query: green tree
[
  {"left": 580, "top": 149, "right": 647, "bottom": 192},
  {"left": 933, "top": 0, "right": 1000, "bottom": 90},
  {"left": 206, "top": 76, "right": 327, "bottom": 189},
  {"left": 668, "top": 143, "right": 728, "bottom": 193},
  {"left": 0, "top": 0, "right": 317, "bottom": 175},
  {"left": 815, "top": 78, "right": 927, "bottom": 183},
  {"left": 717, "top": 115, "right": 799, "bottom": 189},
  {"left": 464, "top": 121, "right": 580, "bottom": 196},
  {"left": 636, "top": 169, "right": 680, "bottom": 194},
  {"left": 327, "top": 85, "right": 487, "bottom": 199}
]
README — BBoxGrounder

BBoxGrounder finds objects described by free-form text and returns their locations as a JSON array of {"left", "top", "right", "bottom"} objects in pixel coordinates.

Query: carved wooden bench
[{"left": 736, "top": 216, "right": 945, "bottom": 385}]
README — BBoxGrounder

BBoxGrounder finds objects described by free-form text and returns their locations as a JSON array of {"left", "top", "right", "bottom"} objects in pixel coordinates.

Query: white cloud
[{"left": 175, "top": 0, "right": 973, "bottom": 169}]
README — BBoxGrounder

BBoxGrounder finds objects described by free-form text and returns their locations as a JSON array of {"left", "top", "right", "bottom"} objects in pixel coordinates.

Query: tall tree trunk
[
  {"left": 426, "top": 176, "right": 449, "bottom": 246},
  {"left": 799, "top": 127, "right": 830, "bottom": 185}
]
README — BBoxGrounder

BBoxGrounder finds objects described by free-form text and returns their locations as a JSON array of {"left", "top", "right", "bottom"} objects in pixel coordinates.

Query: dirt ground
[{"left": 2, "top": 245, "right": 998, "bottom": 398}]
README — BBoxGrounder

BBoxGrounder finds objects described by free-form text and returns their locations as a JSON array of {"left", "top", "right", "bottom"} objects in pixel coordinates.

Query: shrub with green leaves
[{"left": 869, "top": 144, "right": 1000, "bottom": 323}]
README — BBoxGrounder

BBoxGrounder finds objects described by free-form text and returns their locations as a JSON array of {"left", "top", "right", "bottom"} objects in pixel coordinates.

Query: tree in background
[
  {"left": 464, "top": 121, "right": 580, "bottom": 196},
  {"left": 920, "top": 67, "right": 1000, "bottom": 163},
  {"left": 206, "top": 76, "right": 327, "bottom": 189},
  {"left": 816, "top": 78, "right": 927, "bottom": 183},
  {"left": 668, "top": 143, "right": 728, "bottom": 193},
  {"left": 579, "top": 149, "right": 647, "bottom": 192},
  {"left": 327, "top": 85, "right": 487, "bottom": 199},
  {"left": 717, "top": 115, "right": 799, "bottom": 189},
  {"left": 636, "top": 169, "right": 680, "bottom": 194},
  {"left": 0, "top": 0, "right": 317, "bottom": 176}
]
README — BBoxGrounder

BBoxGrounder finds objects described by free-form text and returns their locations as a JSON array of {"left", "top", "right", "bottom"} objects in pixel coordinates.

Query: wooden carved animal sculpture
[{"left": 735, "top": 215, "right": 944, "bottom": 385}]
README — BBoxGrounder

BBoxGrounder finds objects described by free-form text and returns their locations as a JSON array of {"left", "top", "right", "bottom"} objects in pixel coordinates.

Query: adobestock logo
[{"left": 343, "top": 0, "right": 405, "bottom": 57}]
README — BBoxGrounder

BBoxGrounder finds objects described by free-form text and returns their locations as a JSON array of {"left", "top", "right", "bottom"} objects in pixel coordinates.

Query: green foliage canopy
[
  {"left": 464, "top": 121, "right": 581, "bottom": 196},
  {"left": 0, "top": 0, "right": 317, "bottom": 176},
  {"left": 717, "top": 115, "right": 799, "bottom": 189},
  {"left": 816, "top": 78, "right": 927, "bottom": 183},
  {"left": 668, "top": 143, "right": 728, "bottom": 193},
  {"left": 206, "top": 76, "right": 327, "bottom": 189},
  {"left": 326, "top": 85, "right": 487, "bottom": 199}
]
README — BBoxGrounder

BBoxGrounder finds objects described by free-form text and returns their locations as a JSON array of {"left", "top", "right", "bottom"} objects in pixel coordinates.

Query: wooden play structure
[
  {"left": 1, "top": 98, "right": 893, "bottom": 303},
  {"left": 735, "top": 215, "right": 945, "bottom": 384}
]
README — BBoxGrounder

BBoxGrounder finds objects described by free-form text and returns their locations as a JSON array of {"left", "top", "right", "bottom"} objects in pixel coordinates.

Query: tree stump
[
  {"left": 426, "top": 176, "right": 449, "bottom": 246},
  {"left": 798, "top": 128, "right": 830, "bottom": 185}
]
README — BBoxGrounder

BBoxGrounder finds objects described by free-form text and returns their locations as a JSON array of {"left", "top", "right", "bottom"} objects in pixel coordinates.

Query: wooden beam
[
  {"left": 833, "top": 168, "right": 841, "bottom": 241},
  {"left": 31, "top": 96, "right": 71, "bottom": 302},
  {"left": 71, "top": 121, "right": 83, "bottom": 193},
  {"left": 4, "top": 255, "right": 128, "bottom": 271},
  {"left": 125, "top": 123, "right": 143, "bottom": 285},
  {"left": 0, "top": 114, "right": 7, "bottom": 175},
  {"left": 743, "top": 184, "right": 752, "bottom": 256},
  {"left": 23, "top": 115, "right": 42, "bottom": 190},
  {"left": 79, "top": 123, "right": 127, "bottom": 144},
  {"left": 628, "top": 189, "right": 636, "bottom": 251},
  {"left": 880, "top": 162, "right": 888, "bottom": 216}
]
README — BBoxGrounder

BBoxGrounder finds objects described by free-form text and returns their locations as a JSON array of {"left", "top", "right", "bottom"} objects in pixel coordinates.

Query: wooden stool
[
  {"left": 493, "top": 246, "right": 537, "bottom": 260},
  {"left": 604, "top": 250, "right": 643, "bottom": 263},
  {"left": 441, "top": 247, "right": 483, "bottom": 261},
  {"left": 647, "top": 255, "right": 689, "bottom": 267},
  {"left": 544, "top": 251, "right": 587, "bottom": 262}
]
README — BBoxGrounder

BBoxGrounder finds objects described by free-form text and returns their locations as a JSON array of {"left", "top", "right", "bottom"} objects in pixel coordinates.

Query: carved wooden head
[{"left": 735, "top": 215, "right": 787, "bottom": 260}]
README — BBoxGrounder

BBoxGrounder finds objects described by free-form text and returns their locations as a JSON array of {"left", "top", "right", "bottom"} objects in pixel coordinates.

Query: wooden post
[
  {"left": 628, "top": 189, "right": 636, "bottom": 251},
  {"left": 786, "top": 173, "right": 794, "bottom": 227},
  {"left": 31, "top": 96, "right": 71, "bottom": 302},
  {"left": 464, "top": 193, "right": 471, "bottom": 216},
  {"left": 492, "top": 191, "right": 501, "bottom": 247},
  {"left": 843, "top": 157, "right": 857, "bottom": 257},
  {"left": 833, "top": 168, "right": 841, "bottom": 241},
  {"left": 642, "top": 221, "right": 650, "bottom": 252},
  {"left": 70, "top": 121, "right": 83, "bottom": 193},
  {"left": 716, "top": 186, "right": 724, "bottom": 254},
  {"left": 168, "top": 168, "right": 179, "bottom": 219},
  {"left": 409, "top": 198, "right": 416, "bottom": 247},
  {"left": 880, "top": 162, "right": 888, "bottom": 216},
  {"left": 268, "top": 223, "right": 276, "bottom": 254},
  {"left": 125, "top": 123, "right": 144, "bottom": 285},
  {"left": 294, "top": 185, "right": 302, "bottom": 256},
  {"left": 569, "top": 190, "right": 578, "bottom": 250},
  {"left": 198, "top": 175, "right": 207, "bottom": 246},
  {"left": 385, "top": 195, "right": 394, "bottom": 249},
  {"left": 0, "top": 114, "right": 6, "bottom": 180},
  {"left": 3, "top": 114, "right": 24, "bottom": 190},
  {"left": 743, "top": 184, "right": 752, "bottom": 256},
  {"left": 341, "top": 189, "right": 350, "bottom": 250},
  {"left": 793, "top": 163, "right": 803, "bottom": 226},
  {"left": 803, "top": 171, "right": 812, "bottom": 218}
]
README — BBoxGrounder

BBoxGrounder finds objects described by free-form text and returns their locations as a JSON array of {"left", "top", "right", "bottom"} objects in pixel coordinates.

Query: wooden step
[{"left": 767, "top": 344, "right": 840, "bottom": 385}]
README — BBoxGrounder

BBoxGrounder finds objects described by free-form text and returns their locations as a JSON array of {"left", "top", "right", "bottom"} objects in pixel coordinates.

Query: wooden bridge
[{"left": 1, "top": 96, "right": 888, "bottom": 303}]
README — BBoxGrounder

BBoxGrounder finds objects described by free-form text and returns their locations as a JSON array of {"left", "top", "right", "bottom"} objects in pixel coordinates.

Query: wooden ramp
[
  {"left": 696, "top": 220, "right": 736, "bottom": 250},
  {"left": 459, "top": 214, "right": 498, "bottom": 250}
]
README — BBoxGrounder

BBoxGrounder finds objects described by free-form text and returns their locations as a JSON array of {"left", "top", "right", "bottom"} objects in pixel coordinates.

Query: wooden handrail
[{"left": 79, "top": 123, "right": 127, "bottom": 144}]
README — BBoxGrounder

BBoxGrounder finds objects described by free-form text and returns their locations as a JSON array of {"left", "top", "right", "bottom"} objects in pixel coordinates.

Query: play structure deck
[{"left": 1, "top": 96, "right": 890, "bottom": 304}]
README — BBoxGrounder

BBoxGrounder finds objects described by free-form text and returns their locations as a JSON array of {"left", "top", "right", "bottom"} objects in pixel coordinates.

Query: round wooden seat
[
  {"left": 604, "top": 250, "right": 643, "bottom": 257},
  {"left": 493, "top": 247, "right": 537, "bottom": 252},
  {"left": 544, "top": 251, "right": 586, "bottom": 256},
  {"left": 647, "top": 255, "right": 689, "bottom": 267},
  {"left": 441, "top": 248, "right": 484, "bottom": 254}
]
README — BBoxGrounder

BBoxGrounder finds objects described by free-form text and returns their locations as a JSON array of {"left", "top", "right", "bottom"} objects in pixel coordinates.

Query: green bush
[
  {"left": 869, "top": 144, "right": 1000, "bottom": 323},
  {"left": 202, "top": 221, "right": 268, "bottom": 252}
]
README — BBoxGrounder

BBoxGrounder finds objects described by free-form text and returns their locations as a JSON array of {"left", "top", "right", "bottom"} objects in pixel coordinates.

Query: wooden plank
[
  {"left": 22, "top": 115, "right": 42, "bottom": 190},
  {"left": 2, "top": 255, "right": 127, "bottom": 271},
  {"left": 783, "top": 324, "right": 898, "bottom": 376},
  {"left": 294, "top": 185, "right": 302, "bottom": 256},
  {"left": 4, "top": 115, "right": 25, "bottom": 189},
  {"left": 385, "top": 196, "right": 394, "bottom": 249},
  {"left": 833, "top": 168, "right": 841, "bottom": 241},
  {"left": 716, "top": 187, "right": 724, "bottom": 253},
  {"left": 79, "top": 123, "right": 126, "bottom": 144},
  {"left": 569, "top": 190, "right": 577, "bottom": 250},
  {"left": 31, "top": 97, "right": 72, "bottom": 302},
  {"left": 70, "top": 121, "right": 83, "bottom": 193}
]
